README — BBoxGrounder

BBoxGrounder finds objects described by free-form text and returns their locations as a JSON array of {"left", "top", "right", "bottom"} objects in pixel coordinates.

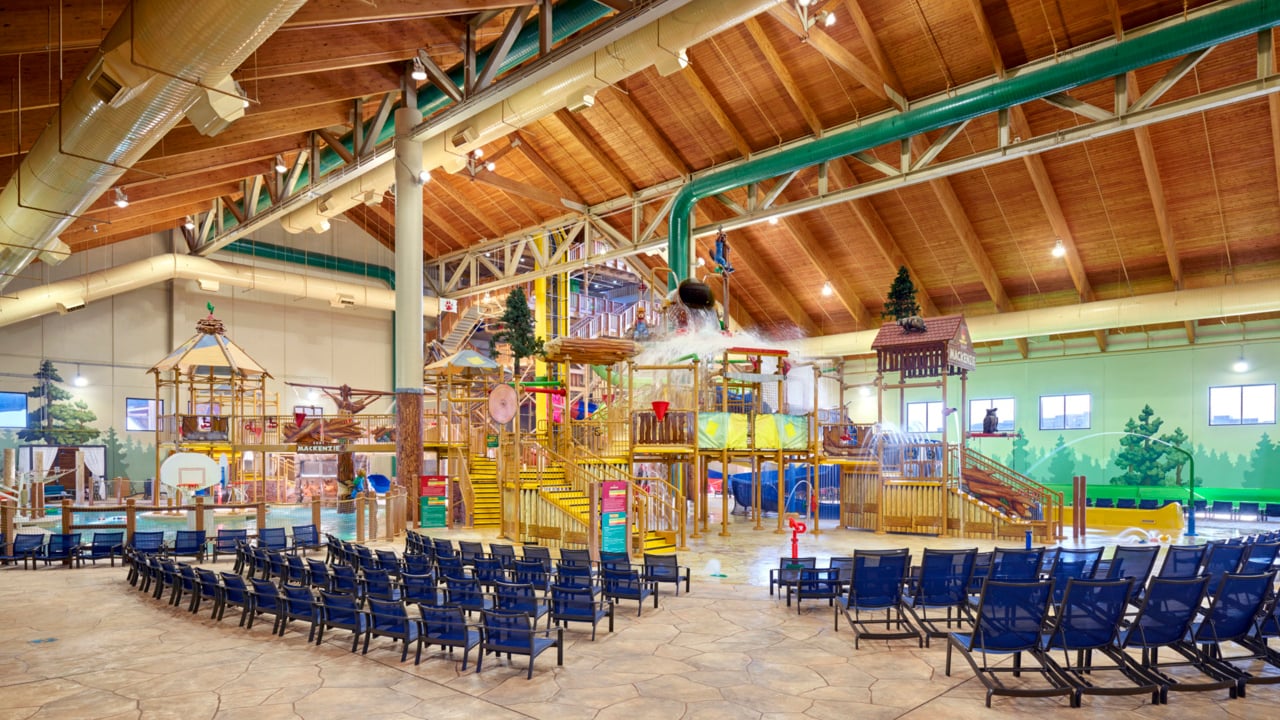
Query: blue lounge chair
[
  {"left": 1114, "top": 575, "right": 1216, "bottom": 703},
  {"left": 170, "top": 564, "right": 200, "bottom": 608},
  {"left": 169, "top": 530, "right": 206, "bottom": 562},
  {"left": 316, "top": 590, "right": 369, "bottom": 652},
  {"left": 1157, "top": 545, "right": 1206, "bottom": 579},
  {"left": 947, "top": 580, "right": 1069, "bottom": 707},
  {"left": 257, "top": 527, "right": 290, "bottom": 553},
  {"left": 191, "top": 568, "right": 222, "bottom": 616},
  {"left": 1102, "top": 545, "right": 1159, "bottom": 604},
  {"left": 989, "top": 546, "right": 1045, "bottom": 582},
  {"left": 216, "top": 572, "right": 253, "bottom": 624},
  {"left": 1046, "top": 547, "right": 1104, "bottom": 605},
  {"left": 1139, "top": 499, "right": 1160, "bottom": 510},
  {"left": 1184, "top": 572, "right": 1275, "bottom": 697},
  {"left": 836, "top": 548, "right": 919, "bottom": 648},
  {"left": 1201, "top": 543, "right": 1247, "bottom": 588},
  {"left": 245, "top": 579, "right": 285, "bottom": 634},
  {"left": 420, "top": 604, "right": 480, "bottom": 668},
  {"left": 643, "top": 553, "right": 691, "bottom": 596},
  {"left": 363, "top": 568, "right": 402, "bottom": 601},
  {"left": 1241, "top": 542, "right": 1280, "bottom": 575},
  {"left": 902, "top": 548, "right": 976, "bottom": 647},
  {"left": 549, "top": 584, "right": 614, "bottom": 640},
  {"left": 82, "top": 531, "right": 125, "bottom": 567},
  {"left": 477, "top": 609, "right": 563, "bottom": 679},
  {"left": 212, "top": 529, "right": 247, "bottom": 563},
  {"left": 402, "top": 553, "right": 432, "bottom": 575},
  {"left": 473, "top": 556, "right": 508, "bottom": 589},
  {"left": 1117, "top": 498, "right": 1137, "bottom": 509},
  {"left": 401, "top": 572, "right": 439, "bottom": 606},
  {"left": 441, "top": 574, "right": 493, "bottom": 617},
  {"left": 278, "top": 584, "right": 320, "bottom": 641},
  {"left": 554, "top": 562, "right": 595, "bottom": 592},
  {"left": 1211, "top": 500, "right": 1234, "bottom": 519},
  {"left": 35, "top": 533, "right": 80, "bottom": 568},
  {"left": 129, "top": 531, "right": 165, "bottom": 555},
  {"left": 511, "top": 558, "right": 553, "bottom": 593},
  {"left": 290, "top": 524, "right": 325, "bottom": 556},
  {"left": 1094, "top": 498, "right": 1115, "bottom": 509},
  {"left": 494, "top": 581, "right": 549, "bottom": 626},
  {"left": 458, "top": 541, "right": 485, "bottom": 565},
  {"left": 305, "top": 558, "right": 332, "bottom": 591},
  {"left": 488, "top": 544, "right": 516, "bottom": 569},
  {"left": 364, "top": 599, "right": 421, "bottom": 662},
  {"left": 602, "top": 566, "right": 658, "bottom": 616},
  {"left": 284, "top": 554, "right": 310, "bottom": 586},
  {"left": 769, "top": 556, "right": 817, "bottom": 602},
  {"left": 376, "top": 549, "right": 402, "bottom": 575},
  {"left": 1037, "top": 578, "right": 1157, "bottom": 707},
  {"left": 330, "top": 564, "right": 362, "bottom": 597}
]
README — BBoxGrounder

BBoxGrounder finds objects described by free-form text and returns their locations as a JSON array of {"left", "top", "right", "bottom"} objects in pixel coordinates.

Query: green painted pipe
[
  {"left": 220, "top": 0, "right": 613, "bottom": 230},
  {"left": 510, "top": 380, "right": 564, "bottom": 388},
  {"left": 223, "top": 239, "right": 395, "bottom": 289},
  {"left": 667, "top": 0, "right": 1280, "bottom": 288},
  {"left": 673, "top": 353, "right": 700, "bottom": 363}
]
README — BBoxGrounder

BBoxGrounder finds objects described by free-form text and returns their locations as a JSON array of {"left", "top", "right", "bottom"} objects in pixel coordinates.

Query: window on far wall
[
  {"left": 1209, "top": 384, "right": 1276, "bottom": 426},
  {"left": 125, "top": 398, "right": 163, "bottom": 432},
  {"left": 293, "top": 405, "right": 323, "bottom": 418},
  {"left": 0, "top": 391, "right": 25, "bottom": 428},
  {"left": 968, "top": 397, "right": 1016, "bottom": 433},
  {"left": 1040, "top": 394, "right": 1092, "bottom": 430},
  {"left": 906, "top": 401, "right": 943, "bottom": 433}
]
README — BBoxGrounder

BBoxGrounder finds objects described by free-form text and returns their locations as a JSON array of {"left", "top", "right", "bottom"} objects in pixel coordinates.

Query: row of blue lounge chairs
[
  {"left": 0, "top": 524, "right": 328, "bottom": 570},
  {"left": 780, "top": 535, "right": 1280, "bottom": 708},
  {"left": 1089, "top": 498, "right": 1280, "bottom": 520}
]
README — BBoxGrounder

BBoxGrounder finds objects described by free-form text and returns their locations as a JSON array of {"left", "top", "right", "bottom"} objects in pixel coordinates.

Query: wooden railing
[
  {"left": 952, "top": 447, "right": 1064, "bottom": 541},
  {"left": 157, "top": 411, "right": 466, "bottom": 447},
  {"left": 568, "top": 444, "right": 687, "bottom": 551}
]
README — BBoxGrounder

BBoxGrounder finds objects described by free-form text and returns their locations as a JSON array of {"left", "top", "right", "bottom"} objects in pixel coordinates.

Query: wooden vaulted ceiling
[{"left": 3, "top": 0, "right": 1280, "bottom": 344}]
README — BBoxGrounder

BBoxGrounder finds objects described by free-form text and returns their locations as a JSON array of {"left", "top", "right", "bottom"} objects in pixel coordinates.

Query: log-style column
[{"left": 394, "top": 73, "right": 425, "bottom": 523}]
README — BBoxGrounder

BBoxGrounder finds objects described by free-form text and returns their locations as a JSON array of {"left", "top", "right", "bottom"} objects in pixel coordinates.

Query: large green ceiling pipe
[
  {"left": 221, "top": 0, "right": 613, "bottom": 229},
  {"left": 666, "top": 0, "right": 1280, "bottom": 290},
  {"left": 223, "top": 239, "right": 395, "bottom": 289}
]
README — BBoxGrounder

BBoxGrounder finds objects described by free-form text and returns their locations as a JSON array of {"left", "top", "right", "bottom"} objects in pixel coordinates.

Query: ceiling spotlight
[
  {"left": 1233, "top": 350, "right": 1249, "bottom": 373},
  {"left": 418, "top": 169, "right": 431, "bottom": 184},
  {"left": 183, "top": 217, "right": 195, "bottom": 230},
  {"left": 73, "top": 364, "right": 89, "bottom": 388},
  {"left": 485, "top": 161, "right": 496, "bottom": 172},
  {"left": 411, "top": 57, "right": 428, "bottom": 82},
  {"left": 820, "top": 10, "right": 836, "bottom": 27},
  {"left": 274, "top": 156, "right": 288, "bottom": 173},
  {"left": 581, "top": 92, "right": 596, "bottom": 108},
  {"left": 308, "top": 389, "right": 320, "bottom": 403},
  {"left": 113, "top": 187, "right": 129, "bottom": 208},
  {"left": 696, "top": 257, "right": 706, "bottom": 267},
  {"left": 1051, "top": 239, "right": 1066, "bottom": 258},
  {"left": 318, "top": 218, "right": 331, "bottom": 232},
  {"left": 473, "top": 148, "right": 484, "bottom": 159},
  {"left": 821, "top": 281, "right": 834, "bottom": 297},
  {"left": 768, "top": 216, "right": 779, "bottom": 225}
]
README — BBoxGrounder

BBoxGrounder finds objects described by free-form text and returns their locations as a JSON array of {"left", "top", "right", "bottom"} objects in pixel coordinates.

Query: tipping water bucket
[{"left": 651, "top": 400, "right": 670, "bottom": 422}]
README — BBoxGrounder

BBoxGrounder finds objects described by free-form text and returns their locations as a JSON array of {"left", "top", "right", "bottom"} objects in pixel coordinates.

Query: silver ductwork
[
  {"left": 797, "top": 279, "right": 1280, "bottom": 358},
  {"left": 279, "top": 0, "right": 782, "bottom": 233},
  {"left": 0, "top": 254, "right": 438, "bottom": 329},
  {"left": 0, "top": 0, "right": 306, "bottom": 290}
]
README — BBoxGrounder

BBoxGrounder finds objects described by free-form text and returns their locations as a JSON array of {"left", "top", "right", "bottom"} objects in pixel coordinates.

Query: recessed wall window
[
  {"left": 1209, "top": 384, "right": 1276, "bottom": 426},
  {"left": 0, "top": 391, "right": 26, "bottom": 428},
  {"left": 1040, "top": 394, "right": 1092, "bottom": 430},
  {"left": 906, "top": 401, "right": 943, "bottom": 433},
  {"left": 125, "top": 398, "right": 163, "bottom": 432},
  {"left": 969, "top": 397, "right": 1016, "bottom": 432},
  {"left": 293, "top": 405, "right": 323, "bottom": 418}
]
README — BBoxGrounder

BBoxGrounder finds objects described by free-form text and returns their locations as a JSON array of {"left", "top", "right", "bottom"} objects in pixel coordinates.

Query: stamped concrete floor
[{"left": 2, "top": 515, "right": 1278, "bottom": 720}]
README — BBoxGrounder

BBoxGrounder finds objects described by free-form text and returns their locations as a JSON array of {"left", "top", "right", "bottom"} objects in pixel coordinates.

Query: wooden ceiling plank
[
  {"left": 610, "top": 89, "right": 691, "bottom": 176},
  {"left": 780, "top": 216, "right": 871, "bottom": 327},
  {"left": 430, "top": 176, "right": 504, "bottom": 238},
  {"left": 680, "top": 65, "right": 754, "bottom": 158},
  {"left": 963, "top": 0, "right": 1005, "bottom": 76},
  {"left": 744, "top": 18, "right": 823, "bottom": 137},
  {"left": 416, "top": 51, "right": 463, "bottom": 103},
  {"left": 930, "top": 178, "right": 1012, "bottom": 314},
  {"left": 344, "top": 208, "right": 395, "bottom": 252},
  {"left": 553, "top": 109, "right": 635, "bottom": 195},
  {"left": 282, "top": 0, "right": 533, "bottom": 28},
  {"left": 472, "top": 169, "right": 582, "bottom": 211},
  {"left": 765, "top": 6, "right": 891, "bottom": 102},
  {"left": 842, "top": 0, "right": 908, "bottom": 109},
  {"left": 513, "top": 131, "right": 585, "bottom": 204}
]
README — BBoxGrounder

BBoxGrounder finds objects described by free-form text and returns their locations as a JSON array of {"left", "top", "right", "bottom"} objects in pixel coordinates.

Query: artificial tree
[
  {"left": 882, "top": 266, "right": 921, "bottom": 323},
  {"left": 492, "top": 287, "right": 544, "bottom": 379}
]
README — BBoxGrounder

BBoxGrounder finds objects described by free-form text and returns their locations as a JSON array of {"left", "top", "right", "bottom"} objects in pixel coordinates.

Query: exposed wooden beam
[
  {"left": 416, "top": 50, "right": 463, "bottom": 103},
  {"left": 765, "top": 6, "right": 894, "bottom": 103},
  {"left": 843, "top": 0, "right": 908, "bottom": 110},
  {"left": 679, "top": 64, "right": 753, "bottom": 158},
  {"left": 779, "top": 216, "right": 871, "bottom": 327},
  {"left": 744, "top": 18, "right": 824, "bottom": 136},
  {"left": 472, "top": 169, "right": 583, "bottom": 211},
  {"left": 314, "top": 128, "right": 355, "bottom": 165},
  {"left": 513, "top": 131, "right": 585, "bottom": 204},
  {"left": 429, "top": 176, "right": 504, "bottom": 239},
  {"left": 553, "top": 109, "right": 635, "bottom": 195},
  {"left": 474, "top": 6, "right": 532, "bottom": 89},
  {"left": 964, "top": 0, "right": 1006, "bottom": 76},
  {"left": 609, "top": 88, "right": 691, "bottom": 175}
]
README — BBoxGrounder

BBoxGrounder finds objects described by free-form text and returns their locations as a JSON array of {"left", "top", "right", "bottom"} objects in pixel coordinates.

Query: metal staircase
[{"left": 440, "top": 303, "right": 487, "bottom": 354}]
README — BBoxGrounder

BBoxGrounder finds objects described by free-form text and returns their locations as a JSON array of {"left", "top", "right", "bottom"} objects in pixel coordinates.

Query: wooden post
[
  {"left": 720, "top": 449, "right": 730, "bottom": 537},
  {"left": 355, "top": 493, "right": 366, "bottom": 542},
  {"left": 75, "top": 449, "right": 86, "bottom": 506},
  {"left": 311, "top": 497, "right": 321, "bottom": 530},
  {"left": 256, "top": 500, "right": 266, "bottom": 533},
  {"left": 195, "top": 496, "right": 205, "bottom": 534},
  {"left": 367, "top": 489, "right": 379, "bottom": 541},
  {"left": 114, "top": 477, "right": 125, "bottom": 502},
  {"left": 61, "top": 498, "right": 72, "bottom": 534},
  {"left": 126, "top": 498, "right": 136, "bottom": 543},
  {"left": 1, "top": 500, "right": 15, "bottom": 556},
  {"left": 34, "top": 481, "right": 45, "bottom": 519},
  {"left": 385, "top": 489, "right": 394, "bottom": 541}
]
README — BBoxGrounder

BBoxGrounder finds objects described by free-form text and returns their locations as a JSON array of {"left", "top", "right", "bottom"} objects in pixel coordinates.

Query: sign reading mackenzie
[{"left": 297, "top": 443, "right": 345, "bottom": 453}]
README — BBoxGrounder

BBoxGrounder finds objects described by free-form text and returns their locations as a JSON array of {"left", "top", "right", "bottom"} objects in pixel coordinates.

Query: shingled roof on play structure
[
  {"left": 871, "top": 315, "right": 975, "bottom": 378},
  {"left": 149, "top": 312, "right": 271, "bottom": 378}
]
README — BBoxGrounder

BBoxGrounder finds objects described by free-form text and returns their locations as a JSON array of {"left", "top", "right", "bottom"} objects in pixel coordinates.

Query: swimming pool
[{"left": 63, "top": 505, "right": 360, "bottom": 542}]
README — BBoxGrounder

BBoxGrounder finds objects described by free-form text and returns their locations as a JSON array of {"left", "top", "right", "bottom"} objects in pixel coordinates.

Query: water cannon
[{"left": 788, "top": 516, "right": 807, "bottom": 559}]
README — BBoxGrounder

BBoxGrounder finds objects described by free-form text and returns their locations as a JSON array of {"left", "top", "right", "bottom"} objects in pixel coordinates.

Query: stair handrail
[
  {"left": 452, "top": 448, "right": 475, "bottom": 528},
  {"left": 571, "top": 443, "right": 686, "bottom": 549},
  {"left": 952, "top": 446, "right": 1064, "bottom": 539}
]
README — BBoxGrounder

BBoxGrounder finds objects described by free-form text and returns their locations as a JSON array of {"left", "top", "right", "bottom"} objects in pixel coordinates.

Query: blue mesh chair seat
[
  {"left": 1157, "top": 545, "right": 1206, "bottom": 579},
  {"left": 602, "top": 567, "right": 658, "bottom": 616},
  {"left": 329, "top": 564, "right": 363, "bottom": 597},
  {"left": 363, "top": 568, "right": 402, "bottom": 601},
  {"left": 477, "top": 609, "right": 564, "bottom": 679},
  {"left": 191, "top": 568, "right": 222, "bottom": 616},
  {"left": 902, "top": 548, "right": 976, "bottom": 647},
  {"left": 494, "top": 581, "right": 550, "bottom": 626},
  {"left": 1185, "top": 572, "right": 1277, "bottom": 697},
  {"left": 1046, "top": 547, "right": 1104, "bottom": 606},
  {"left": 966, "top": 551, "right": 993, "bottom": 595},
  {"left": 521, "top": 545, "right": 552, "bottom": 563},
  {"left": 1100, "top": 545, "right": 1159, "bottom": 605},
  {"left": 246, "top": 579, "right": 286, "bottom": 634},
  {"left": 554, "top": 562, "right": 597, "bottom": 592},
  {"left": 364, "top": 599, "right": 422, "bottom": 662},
  {"left": 351, "top": 545, "right": 378, "bottom": 572},
  {"left": 1241, "top": 542, "right": 1280, "bottom": 575},
  {"left": 458, "top": 541, "right": 486, "bottom": 566},
  {"left": 1114, "top": 575, "right": 1219, "bottom": 703},
  {"left": 1201, "top": 543, "right": 1247, "bottom": 588},
  {"left": 35, "top": 533, "right": 80, "bottom": 568},
  {"left": 793, "top": 567, "right": 842, "bottom": 614},
  {"left": 81, "top": 531, "right": 125, "bottom": 567},
  {"left": 257, "top": 527, "right": 291, "bottom": 553},
  {"left": 316, "top": 590, "right": 370, "bottom": 653},
  {"left": 169, "top": 530, "right": 206, "bottom": 562},
  {"left": 129, "top": 531, "right": 166, "bottom": 556},
  {"left": 266, "top": 551, "right": 290, "bottom": 582},
  {"left": 559, "top": 548, "right": 592, "bottom": 567},
  {"left": 1036, "top": 578, "right": 1157, "bottom": 707},
  {"left": 1265, "top": 504, "right": 1280, "bottom": 521},
  {"left": 435, "top": 554, "right": 466, "bottom": 580},
  {"left": 643, "top": 553, "right": 691, "bottom": 596},
  {"left": 305, "top": 559, "right": 332, "bottom": 591},
  {"left": 1239, "top": 503, "right": 1262, "bottom": 520},
  {"left": 473, "top": 556, "right": 508, "bottom": 589},
  {"left": 284, "top": 554, "right": 310, "bottom": 586},
  {"left": 442, "top": 575, "right": 494, "bottom": 616},
  {"left": 550, "top": 584, "right": 614, "bottom": 640},
  {"left": 1138, "top": 499, "right": 1160, "bottom": 510},
  {"left": 836, "top": 549, "right": 920, "bottom": 649},
  {"left": 1210, "top": 500, "right": 1234, "bottom": 519},
  {"left": 946, "top": 580, "right": 1069, "bottom": 707},
  {"left": 291, "top": 524, "right": 326, "bottom": 556},
  {"left": 488, "top": 544, "right": 516, "bottom": 570},
  {"left": 512, "top": 558, "right": 553, "bottom": 593},
  {"left": 217, "top": 572, "right": 253, "bottom": 625},
  {"left": 278, "top": 584, "right": 321, "bottom": 642},
  {"left": 376, "top": 549, "right": 403, "bottom": 576},
  {"left": 1094, "top": 498, "right": 1115, "bottom": 509},
  {"left": 420, "top": 604, "right": 480, "bottom": 668},
  {"left": 212, "top": 529, "right": 247, "bottom": 564},
  {"left": 432, "top": 538, "right": 457, "bottom": 560},
  {"left": 770, "top": 556, "right": 816, "bottom": 605},
  {"left": 170, "top": 564, "right": 200, "bottom": 608},
  {"left": 401, "top": 572, "right": 440, "bottom": 606},
  {"left": 402, "top": 553, "right": 432, "bottom": 576},
  {"left": 152, "top": 560, "right": 182, "bottom": 602},
  {"left": 1117, "top": 498, "right": 1137, "bottom": 509}
]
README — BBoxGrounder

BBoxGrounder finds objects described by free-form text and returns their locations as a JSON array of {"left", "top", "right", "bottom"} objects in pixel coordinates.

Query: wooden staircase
[{"left": 468, "top": 456, "right": 501, "bottom": 528}]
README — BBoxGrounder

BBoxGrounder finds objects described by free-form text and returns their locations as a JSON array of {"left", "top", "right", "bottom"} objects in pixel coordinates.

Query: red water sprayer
[{"left": 788, "top": 517, "right": 807, "bottom": 559}]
